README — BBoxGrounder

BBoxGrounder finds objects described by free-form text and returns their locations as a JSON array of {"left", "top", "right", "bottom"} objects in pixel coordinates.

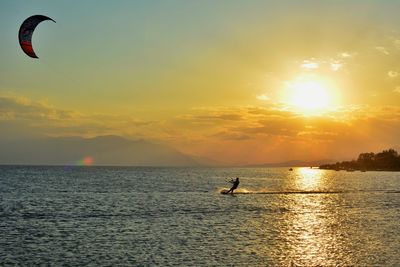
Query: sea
[{"left": 0, "top": 166, "right": 399, "bottom": 266}]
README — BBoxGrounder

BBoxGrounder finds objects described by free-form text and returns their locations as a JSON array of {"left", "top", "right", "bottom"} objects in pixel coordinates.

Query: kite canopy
[{"left": 18, "top": 15, "right": 55, "bottom": 58}]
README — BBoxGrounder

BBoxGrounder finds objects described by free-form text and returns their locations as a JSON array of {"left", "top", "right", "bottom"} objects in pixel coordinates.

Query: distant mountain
[
  {"left": 245, "top": 159, "right": 336, "bottom": 168},
  {"left": 0, "top": 135, "right": 200, "bottom": 166},
  {"left": 189, "top": 155, "right": 229, "bottom": 167}
]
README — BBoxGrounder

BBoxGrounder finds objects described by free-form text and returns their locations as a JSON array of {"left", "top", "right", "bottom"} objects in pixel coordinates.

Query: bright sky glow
[
  {"left": 1, "top": 1, "right": 400, "bottom": 165},
  {"left": 284, "top": 75, "right": 338, "bottom": 115}
]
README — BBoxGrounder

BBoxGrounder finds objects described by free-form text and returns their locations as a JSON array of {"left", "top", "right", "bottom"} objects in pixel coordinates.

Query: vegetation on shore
[{"left": 319, "top": 149, "right": 400, "bottom": 171}]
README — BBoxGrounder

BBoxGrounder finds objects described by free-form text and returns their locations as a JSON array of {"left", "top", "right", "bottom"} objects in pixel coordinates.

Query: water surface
[{"left": 1, "top": 166, "right": 399, "bottom": 266}]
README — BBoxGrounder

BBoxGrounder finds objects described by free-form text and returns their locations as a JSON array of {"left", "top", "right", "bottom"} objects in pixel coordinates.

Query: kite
[{"left": 18, "top": 15, "right": 55, "bottom": 58}]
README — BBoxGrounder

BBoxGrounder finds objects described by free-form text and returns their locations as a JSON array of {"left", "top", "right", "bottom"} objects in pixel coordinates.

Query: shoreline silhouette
[{"left": 320, "top": 149, "right": 400, "bottom": 171}]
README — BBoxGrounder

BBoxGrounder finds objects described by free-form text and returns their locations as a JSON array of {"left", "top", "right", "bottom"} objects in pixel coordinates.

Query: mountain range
[
  {"left": 0, "top": 135, "right": 199, "bottom": 166},
  {"left": 0, "top": 135, "right": 335, "bottom": 167}
]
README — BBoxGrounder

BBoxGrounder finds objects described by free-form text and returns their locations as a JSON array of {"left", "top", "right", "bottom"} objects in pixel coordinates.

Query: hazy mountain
[
  {"left": 0, "top": 135, "right": 339, "bottom": 167},
  {"left": 0, "top": 135, "right": 200, "bottom": 166},
  {"left": 189, "top": 155, "right": 229, "bottom": 167}
]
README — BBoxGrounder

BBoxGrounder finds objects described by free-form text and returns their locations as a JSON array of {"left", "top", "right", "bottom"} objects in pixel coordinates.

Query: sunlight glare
[
  {"left": 296, "top": 167, "right": 323, "bottom": 190},
  {"left": 284, "top": 75, "right": 339, "bottom": 115}
]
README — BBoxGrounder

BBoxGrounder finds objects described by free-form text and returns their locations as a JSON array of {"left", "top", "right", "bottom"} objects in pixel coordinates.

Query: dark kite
[{"left": 18, "top": 15, "right": 55, "bottom": 58}]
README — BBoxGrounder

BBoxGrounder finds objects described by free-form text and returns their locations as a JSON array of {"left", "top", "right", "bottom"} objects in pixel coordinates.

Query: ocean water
[{"left": 1, "top": 166, "right": 399, "bottom": 266}]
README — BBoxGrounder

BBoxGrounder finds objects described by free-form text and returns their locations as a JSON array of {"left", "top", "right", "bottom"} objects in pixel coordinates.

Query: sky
[{"left": 2, "top": 0, "right": 400, "bottom": 165}]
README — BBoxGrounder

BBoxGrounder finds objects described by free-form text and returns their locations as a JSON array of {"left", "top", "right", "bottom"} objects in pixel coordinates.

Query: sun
[{"left": 284, "top": 75, "right": 338, "bottom": 115}]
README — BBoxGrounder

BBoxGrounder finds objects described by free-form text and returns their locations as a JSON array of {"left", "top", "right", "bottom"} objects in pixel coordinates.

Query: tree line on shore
[{"left": 319, "top": 149, "right": 400, "bottom": 171}]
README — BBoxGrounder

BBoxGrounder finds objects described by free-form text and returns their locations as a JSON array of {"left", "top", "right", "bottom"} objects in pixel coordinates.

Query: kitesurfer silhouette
[{"left": 226, "top": 177, "right": 240, "bottom": 194}]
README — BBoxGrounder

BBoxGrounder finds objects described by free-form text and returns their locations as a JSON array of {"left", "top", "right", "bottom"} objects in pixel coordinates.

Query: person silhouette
[{"left": 226, "top": 177, "right": 240, "bottom": 194}]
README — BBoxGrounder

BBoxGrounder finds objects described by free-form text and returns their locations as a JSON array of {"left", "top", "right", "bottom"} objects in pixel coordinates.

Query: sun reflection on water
[
  {"left": 276, "top": 168, "right": 347, "bottom": 265},
  {"left": 282, "top": 196, "right": 337, "bottom": 265},
  {"left": 294, "top": 167, "right": 323, "bottom": 190}
]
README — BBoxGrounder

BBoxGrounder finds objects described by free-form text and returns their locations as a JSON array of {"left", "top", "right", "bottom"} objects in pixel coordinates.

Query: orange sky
[{"left": 2, "top": 1, "right": 400, "bottom": 164}]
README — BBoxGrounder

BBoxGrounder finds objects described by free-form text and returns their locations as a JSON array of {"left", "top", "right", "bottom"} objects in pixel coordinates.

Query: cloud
[
  {"left": 0, "top": 95, "right": 80, "bottom": 122},
  {"left": 330, "top": 62, "right": 342, "bottom": 71},
  {"left": 211, "top": 131, "right": 251, "bottom": 141},
  {"left": 0, "top": 95, "right": 162, "bottom": 139},
  {"left": 294, "top": 56, "right": 348, "bottom": 75},
  {"left": 256, "top": 94, "right": 270, "bottom": 101},
  {"left": 339, "top": 52, "right": 353, "bottom": 58},
  {"left": 3, "top": 94, "right": 400, "bottom": 165},
  {"left": 375, "top": 46, "right": 390, "bottom": 55},
  {"left": 172, "top": 104, "right": 400, "bottom": 163},
  {"left": 388, "top": 71, "right": 399, "bottom": 78},
  {"left": 191, "top": 114, "right": 243, "bottom": 121},
  {"left": 301, "top": 60, "right": 319, "bottom": 70}
]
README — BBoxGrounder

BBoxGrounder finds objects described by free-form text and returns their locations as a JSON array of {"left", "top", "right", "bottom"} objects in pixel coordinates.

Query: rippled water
[{"left": 1, "top": 166, "right": 399, "bottom": 266}]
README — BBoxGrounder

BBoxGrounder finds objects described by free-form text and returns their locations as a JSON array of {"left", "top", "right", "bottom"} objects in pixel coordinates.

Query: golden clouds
[
  {"left": 169, "top": 104, "right": 400, "bottom": 163},
  {"left": 3, "top": 94, "right": 400, "bottom": 164},
  {"left": 0, "top": 95, "right": 78, "bottom": 121},
  {"left": 0, "top": 95, "right": 159, "bottom": 139}
]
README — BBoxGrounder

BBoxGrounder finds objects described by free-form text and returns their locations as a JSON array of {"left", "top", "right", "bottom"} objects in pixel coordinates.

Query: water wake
[
  {"left": 219, "top": 188, "right": 347, "bottom": 195},
  {"left": 219, "top": 188, "right": 400, "bottom": 195}
]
